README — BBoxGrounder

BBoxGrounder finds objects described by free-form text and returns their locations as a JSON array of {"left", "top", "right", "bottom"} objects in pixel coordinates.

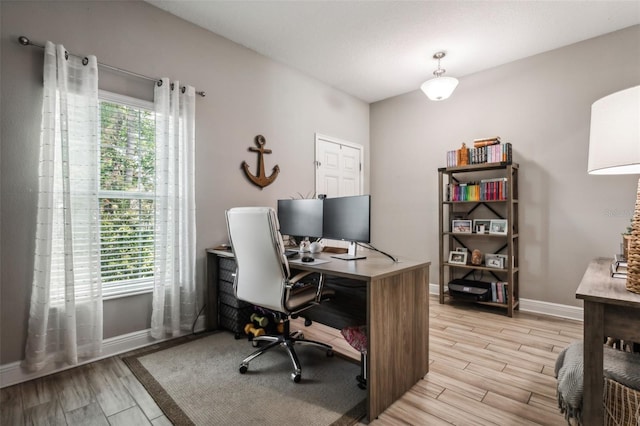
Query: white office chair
[{"left": 225, "top": 207, "right": 335, "bottom": 383}]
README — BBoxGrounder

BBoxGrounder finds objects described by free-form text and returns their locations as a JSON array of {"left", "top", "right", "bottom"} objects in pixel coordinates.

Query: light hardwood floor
[{"left": 1, "top": 296, "right": 581, "bottom": 425}]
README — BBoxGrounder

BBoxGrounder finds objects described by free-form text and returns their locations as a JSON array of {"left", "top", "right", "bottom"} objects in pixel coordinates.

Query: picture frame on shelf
[
  {"left": 485, "top": 253, "right": 508, "bottom": 269},
  {"left": 489, "top": 219, "right": 508, "bottom": 235},
  {"left": 455, "top": 247, "right": 468, "bottom": 253},
  {"left": 448, "top": 251, "right": 468, "bottom": 265},
  {"left": 473, "top": 219, "right": 491, "bottom": 234},
  {"left": 452, "top": 219, "right": 472, "bottom": 233}
]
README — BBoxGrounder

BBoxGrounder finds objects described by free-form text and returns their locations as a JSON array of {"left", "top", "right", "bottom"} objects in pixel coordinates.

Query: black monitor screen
[
  {"left": 277, "top": 199, "right": 323, "bottom": 239},
  {"left": 322, "top": 195, "right": 371, "bottom": 243}
]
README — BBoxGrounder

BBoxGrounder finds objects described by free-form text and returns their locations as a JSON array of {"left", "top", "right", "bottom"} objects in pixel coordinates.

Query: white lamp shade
[
  {"left": 588, "top": 85, "right": 640, "bottom": 175},
  {"left": 420, "top": 76, "right": 459, "bottom": 101}
]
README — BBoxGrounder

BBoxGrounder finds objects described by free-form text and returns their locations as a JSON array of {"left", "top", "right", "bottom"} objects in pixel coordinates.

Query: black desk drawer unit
[{"left": 218, "top": 257, "right": 253, "bottom": 336}]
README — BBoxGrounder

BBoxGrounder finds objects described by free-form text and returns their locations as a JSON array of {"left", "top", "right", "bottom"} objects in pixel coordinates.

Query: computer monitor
[
  {"left": 276, "top": 198, "right": 323, "bottom": 240},
  {"left": 322, "top": 195, "right": 371, "bottom": 259}
]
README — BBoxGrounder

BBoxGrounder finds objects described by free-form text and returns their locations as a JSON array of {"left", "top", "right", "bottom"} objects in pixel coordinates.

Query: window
[{"left": 99, "top": 91, "right": 155, "bottom": 298}]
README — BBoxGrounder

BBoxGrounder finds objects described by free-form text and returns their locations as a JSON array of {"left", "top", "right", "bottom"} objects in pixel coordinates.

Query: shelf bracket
[
  {"left": 481, "top": 202, "right": 504, "bottom": 219},
  {"left": 452, "top": 235, "right": 470, "bottom": 251},
  {"left": 494, "top": 243, "right": 508, "bottom": 254}
]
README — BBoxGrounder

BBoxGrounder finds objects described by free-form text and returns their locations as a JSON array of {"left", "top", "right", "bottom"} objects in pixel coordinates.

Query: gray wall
[
  {"left": 0, "top": 1, "right": 369, "bottom": 364},
  {"left": 2, "top": 0, "right": 638, "bottom": 368},
  {"left": 370, "top": 25, "right": 640, "bottom": 307}
]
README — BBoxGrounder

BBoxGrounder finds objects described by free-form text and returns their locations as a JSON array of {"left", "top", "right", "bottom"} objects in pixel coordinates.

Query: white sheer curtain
[
  {"left": 151, "top": 78, "right": 197, "bottom": 339},
  {"left": 23, "top": 42, "right": 102, "bottom": 371}
]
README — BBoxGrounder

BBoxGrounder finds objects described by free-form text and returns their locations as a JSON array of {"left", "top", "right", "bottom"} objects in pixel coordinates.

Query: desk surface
[
  {"left": 288, "top": 251, "right": 430, "bottom": 281},
  {"left": 207, "top": 247, "right": 430, "bottom": 281},
  {"left": 576, "top": 257, "right": 640, "bottom": 308}
]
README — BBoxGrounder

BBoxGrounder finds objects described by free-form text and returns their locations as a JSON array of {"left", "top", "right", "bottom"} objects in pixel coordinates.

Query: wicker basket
[
  {"left": 627, "top": 179, "right": 640, "bottom": 294},
  {"left": 604, "top": 377, "right": 640, "bottom": 426}
]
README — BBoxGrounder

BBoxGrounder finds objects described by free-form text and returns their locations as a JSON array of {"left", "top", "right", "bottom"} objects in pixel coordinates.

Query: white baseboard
[
  {"left": 428, "top": 283, "right": 583, "bottom": 321},
  {"left": 0, "top": 315, "right": 208, "bottom": 389},
  {"left": 518, "top": 298, "right": 583, "bottom": 321}
]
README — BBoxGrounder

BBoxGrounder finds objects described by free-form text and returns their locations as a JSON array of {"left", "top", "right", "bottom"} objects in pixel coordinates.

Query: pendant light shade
[
  {"left": 587, "top": 86, "right": 640, "bottom": 175},
  {"left": 421, "top": 76, "right": 459, "bottom": 101},
  {"left": 421, "top": 51, "right": 458, "bottom": 101}
]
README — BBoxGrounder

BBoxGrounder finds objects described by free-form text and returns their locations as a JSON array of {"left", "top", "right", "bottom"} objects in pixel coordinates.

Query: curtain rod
[{"left": 18, "top": 36, "right": 205, "bottom": 97}]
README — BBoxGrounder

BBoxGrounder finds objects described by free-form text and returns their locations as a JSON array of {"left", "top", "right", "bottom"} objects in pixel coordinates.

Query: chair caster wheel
[
  {"left": 326, "top": 349, "right": 334, "bottom": 357},
  {"left": 304, "top": 318, "right": 312, "bottom": 327},
  {"left": 239, "top": 364, "right": 248, "bottom": 374},
  {"left": 291, "top": 372, "right": 301, "bottom": 383}
]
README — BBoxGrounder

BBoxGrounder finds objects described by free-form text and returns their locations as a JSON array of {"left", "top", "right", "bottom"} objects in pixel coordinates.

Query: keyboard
[{"left": 330, "top": 254, "right": 367, "bottom": 261}]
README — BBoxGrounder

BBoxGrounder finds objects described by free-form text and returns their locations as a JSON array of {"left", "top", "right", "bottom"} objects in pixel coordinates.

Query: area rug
[{"left": 121, "top": 332, "right": 366, "bottom": 425}]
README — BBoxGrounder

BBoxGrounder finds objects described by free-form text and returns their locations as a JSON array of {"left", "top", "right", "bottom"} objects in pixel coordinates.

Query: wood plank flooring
[{"left": 1, "top": 296, "right": 580, "bottom": 425}]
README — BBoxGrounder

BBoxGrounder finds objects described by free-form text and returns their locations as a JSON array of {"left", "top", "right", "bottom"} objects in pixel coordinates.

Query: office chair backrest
[{"left": 225, "top": 207, "right": 290, "bottom": 313}]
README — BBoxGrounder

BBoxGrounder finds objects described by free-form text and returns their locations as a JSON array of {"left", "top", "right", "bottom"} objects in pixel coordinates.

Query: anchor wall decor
[{"left": 241, "top": 134, "right": 280, "bottom": 188}]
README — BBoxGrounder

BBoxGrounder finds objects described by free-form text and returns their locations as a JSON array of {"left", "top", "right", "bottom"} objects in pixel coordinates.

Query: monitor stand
[{"left": 330, "top": 241, "right": 366, "bottom": 261}]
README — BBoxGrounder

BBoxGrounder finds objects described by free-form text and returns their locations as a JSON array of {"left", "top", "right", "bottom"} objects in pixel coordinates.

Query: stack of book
[
  {"left": 611, "top": 254, "right": 627, "bottom": 279},
  {"left": 446, "top": 177, "right": 509, "bottom": 201},
  {"left": 445, "top": 137, "right": 513, "bottom": 167},
  {"left": 490, "top": 281, "right": 509, "bottom": 304}
]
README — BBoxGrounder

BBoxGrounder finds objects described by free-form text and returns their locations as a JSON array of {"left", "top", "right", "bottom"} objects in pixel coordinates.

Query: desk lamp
[{"left": 587, "top": 85, "right": 640, "bottom": 294}]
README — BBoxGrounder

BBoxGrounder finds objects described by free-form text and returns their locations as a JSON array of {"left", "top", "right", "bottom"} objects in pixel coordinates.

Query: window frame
[{"left": 98, "top": 90, "right": 156, "bottom": 300}]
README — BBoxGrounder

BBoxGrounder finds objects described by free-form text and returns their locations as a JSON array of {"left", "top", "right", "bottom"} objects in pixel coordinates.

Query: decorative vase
[
  {"left": 309, "top": 241, "right": 324, "bottom": 254},
  {"left": 299, "top": 237, "right": 311, "bottom": 253}
]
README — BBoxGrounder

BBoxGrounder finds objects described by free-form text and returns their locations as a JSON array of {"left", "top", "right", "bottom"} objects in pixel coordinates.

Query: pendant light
[{"left": 420, "top": 51, "right": 459, "bottom": 101}]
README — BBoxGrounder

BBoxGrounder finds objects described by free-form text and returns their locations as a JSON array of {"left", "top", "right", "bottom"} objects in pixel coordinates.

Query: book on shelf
[
  {"left": 490, "top": 281, "right": 508, "bottom": 303},
  {"left": 473, "top": 136, "right": 501, "bottom": 148},
  {"left": 611, "top": 256, "right": 627, "bottom": 273},
  {"left": 610, "top": 261, "right": 627, "bottom": 279},
  {"left": 445, "top": 142, "right": 512, "bottom": 168},
  {"left": 615, "top": 264, "right": 628, "bottom": 273},
  {"left": 446, "top": 177, "right": 508, "bottom": 201},
  {"left": 614, "top": 253, "right": 627, "bottom": 267}
]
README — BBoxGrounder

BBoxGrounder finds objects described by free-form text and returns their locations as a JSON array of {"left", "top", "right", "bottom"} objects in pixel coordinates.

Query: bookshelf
[{"left": 438, "top": 163, "right": 519, "bottom": 317}]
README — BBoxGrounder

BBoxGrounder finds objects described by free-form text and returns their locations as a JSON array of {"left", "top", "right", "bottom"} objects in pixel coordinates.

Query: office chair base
[{"left": 238, "top": 332, "right": 333, "bottom": 382}]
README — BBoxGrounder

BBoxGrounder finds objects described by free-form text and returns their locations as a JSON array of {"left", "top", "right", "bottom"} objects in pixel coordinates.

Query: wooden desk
[
  {"left": 575, "top": 257, "right": 640, "bottom": 425},
  {"left": 206, "top": 248, "right": 431, "bottom": 421}
]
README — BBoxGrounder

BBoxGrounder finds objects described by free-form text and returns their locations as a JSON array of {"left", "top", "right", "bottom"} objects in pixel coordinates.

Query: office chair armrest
[
  {"left": 288, "top": 271, "right": 327, "bottom": 303},
  {"left": 289, "top": 270, "right": 315, "bottom": 285}
]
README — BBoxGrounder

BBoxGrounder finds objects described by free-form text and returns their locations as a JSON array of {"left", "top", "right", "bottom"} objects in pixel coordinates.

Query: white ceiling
[{"left": 146, "top": 1, "right": 640, "bottom": 103}]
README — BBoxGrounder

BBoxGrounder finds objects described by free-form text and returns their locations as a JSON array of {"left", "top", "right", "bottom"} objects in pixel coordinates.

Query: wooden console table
[{"left": 575, "top": 257, "right": 640, "bottom": 425}]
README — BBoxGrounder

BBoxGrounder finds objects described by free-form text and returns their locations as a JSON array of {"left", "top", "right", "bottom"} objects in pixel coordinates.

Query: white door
[{"left": 315, "top": 133, "right": 363, "bottom": 198}]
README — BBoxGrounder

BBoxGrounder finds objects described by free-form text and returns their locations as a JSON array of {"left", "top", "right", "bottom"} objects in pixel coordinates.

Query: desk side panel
[{"left": 368, "top": 265, "right": 429, "bottom": 419}]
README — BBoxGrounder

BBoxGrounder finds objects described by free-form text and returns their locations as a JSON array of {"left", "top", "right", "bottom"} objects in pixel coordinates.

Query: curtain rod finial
[{"left": 18, "top": 36, "right": 30, "bottom": 46}]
